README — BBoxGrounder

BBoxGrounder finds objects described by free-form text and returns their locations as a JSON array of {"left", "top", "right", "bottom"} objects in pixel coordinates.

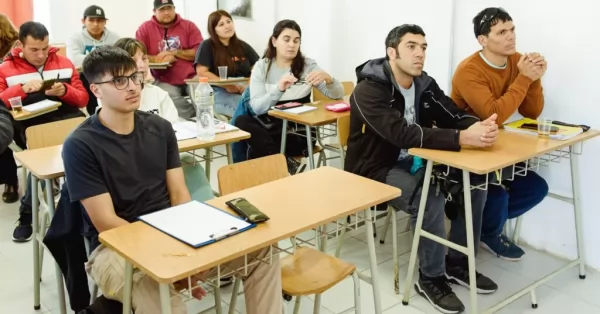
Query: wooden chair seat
[{"left": 281, "top": 246, "right": 356, "bottom": 296}]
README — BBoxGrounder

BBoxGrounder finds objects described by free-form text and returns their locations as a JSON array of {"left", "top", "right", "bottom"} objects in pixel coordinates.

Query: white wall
[{"left": 452, "top": 0, "right": 600, "bottom": 269}]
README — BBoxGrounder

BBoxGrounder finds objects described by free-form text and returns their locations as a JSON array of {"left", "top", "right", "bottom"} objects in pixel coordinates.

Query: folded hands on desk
[{"left": 459, "top": 113, "right": 499, "bottom": 148}]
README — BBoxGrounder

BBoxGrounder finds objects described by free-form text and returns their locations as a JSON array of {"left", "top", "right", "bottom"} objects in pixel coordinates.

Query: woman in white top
[
  {"left": 234, "top": 19, "right": 344, "bottom": 173},
  {"left": 98, "top": 38, "right": 180, "bottom": 123}
]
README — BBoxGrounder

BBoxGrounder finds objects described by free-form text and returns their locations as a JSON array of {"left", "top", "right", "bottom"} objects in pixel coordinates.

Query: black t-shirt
[
  {"left": 193, "top": 39, "right": 260, "bottom": 78},
  {"left": 62, "top": 111, "right": 181, "bottom": 222}
]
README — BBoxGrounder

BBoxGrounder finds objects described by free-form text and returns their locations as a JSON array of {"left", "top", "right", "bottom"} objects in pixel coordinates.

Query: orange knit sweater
[{"left": 450, "top": 52, "right": 544, "bottom": 125}]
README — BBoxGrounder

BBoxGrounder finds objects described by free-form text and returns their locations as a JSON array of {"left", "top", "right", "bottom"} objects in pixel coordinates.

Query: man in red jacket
[
  {"left": 136, "top": 0, "right": 203, "bottom": 119},
  {"left": 0, "top": 21, "right": 88, "bottom": 243}
]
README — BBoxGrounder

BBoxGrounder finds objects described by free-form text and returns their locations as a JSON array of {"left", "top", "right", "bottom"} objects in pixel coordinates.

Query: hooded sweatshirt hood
[
  {"left": 355, "top": 57, "right": 433, "bottom": 95},
  {"left": 66, "top": 27, "right": 120, "bottom": 67}
]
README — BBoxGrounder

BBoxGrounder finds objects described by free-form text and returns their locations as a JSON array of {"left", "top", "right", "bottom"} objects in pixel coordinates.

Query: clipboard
[{"left": 138, "top": 200, "right": 256, "bottom": 248}]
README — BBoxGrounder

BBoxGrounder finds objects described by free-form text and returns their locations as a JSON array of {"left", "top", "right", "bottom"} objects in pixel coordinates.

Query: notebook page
[
  {"left": 139, "top": 201, "right": 251, "bottom": 246},
  {"left": 25, "top": 100, "right": 59, "bottom": 112}
]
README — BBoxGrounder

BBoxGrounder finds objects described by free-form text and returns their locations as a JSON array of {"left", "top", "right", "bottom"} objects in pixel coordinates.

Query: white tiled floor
[{"left": 1, "top": 144, "right": 600, "bottom": 313}]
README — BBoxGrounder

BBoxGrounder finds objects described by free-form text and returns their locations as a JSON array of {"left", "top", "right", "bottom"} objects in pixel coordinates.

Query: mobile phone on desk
[
  {"left": 520, "top": 123, "right": 559, "bottom": 133},
  {"left": 225, "top": 197, "right": 270, "bottom": 223},
  {"left": 274, "top": 102, "right": 303, "bottom": 110}
]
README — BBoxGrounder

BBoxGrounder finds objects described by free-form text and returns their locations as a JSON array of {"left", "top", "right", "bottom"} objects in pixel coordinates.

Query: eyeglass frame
[
  {"left": 477, "top": 7, "right": 507, "bottom": 37},
  {"left": 92, "top": 72, "right": 145, "bottom": 90}
]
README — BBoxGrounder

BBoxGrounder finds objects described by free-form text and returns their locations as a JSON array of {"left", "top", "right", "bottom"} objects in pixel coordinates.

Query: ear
[
  {"left": 386, "top": 47, "right": 397, "bottom": 60},
  {"left": 89, "top": 84, "right": 102, "bottom": 99},
  {"left": 81, "top": 18, "right": 85, "bottom": 24},
  {"left": 16, "top": 40, "right": 23, "bottom": 48},
  {"left": 477, "top": 35, "right": 487, "bottom": 47},
  {"left": 271, "top": 36, "right": 277, "bottom": 47}
]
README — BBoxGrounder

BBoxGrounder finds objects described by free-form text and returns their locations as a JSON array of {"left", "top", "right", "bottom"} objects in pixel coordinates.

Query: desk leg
[
  {"left": 364, "top": 207, "right": 382, "bottom": 314},
  {"left": 226, "top": 144, "right": 233, "bottom": 164},
  {"left": 570, "top": 144, "right": 587, "bottom": 278},
  {"left": 402, "top": 160, "right": 434, "bottom": 305},
  {"left": 122, "top": 261, "right": 133, "bottom": 314},
  {"left": 32, "top": 176, "right": 41, "bottom": 310},
  {"left": 305, "top": 126, "right": 315, "bottom": 170},
  {"left": 45, "top": 179, "right": 67, "bottom": 314},
  {"left": 461, "top": 171, "right": 478, "bottom": 313},
  {"left": 159, "top": 283, "right": 173, "bottom": 314},
  {"left": 205, "top": 149, "right": 212, "bottom": 183},
  {"left": 279, "top": 120, "right": 288, "bottom": 154}
]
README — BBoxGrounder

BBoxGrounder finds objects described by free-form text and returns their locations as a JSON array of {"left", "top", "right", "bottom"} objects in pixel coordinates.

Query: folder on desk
[{"left": 139, "top": 201, "right": 256, "bottom": 248}]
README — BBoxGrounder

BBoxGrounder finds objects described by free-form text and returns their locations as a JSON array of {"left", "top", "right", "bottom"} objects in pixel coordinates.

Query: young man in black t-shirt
[{"left": 63, "top": 46, "right": 282, "bottom": 314}]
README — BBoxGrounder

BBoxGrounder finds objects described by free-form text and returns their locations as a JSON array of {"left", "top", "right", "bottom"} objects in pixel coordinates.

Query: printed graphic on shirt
[
  {"left": 83, "top": 45, "right": 98, "bottom": 55},
  {"left": 159, "top": 36, "right": 181, "bottom": 52},
  {"left": 146, "top": 109, "right": 159, "bottom": 115}
]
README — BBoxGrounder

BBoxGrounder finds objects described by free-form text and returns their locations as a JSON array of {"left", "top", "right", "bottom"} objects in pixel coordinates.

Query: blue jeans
[
  {"left": 20, "top": 173, "right": 45, "bottom": 215},
  {"left": 481, "top": 171, "right": 548, "bottom": 238},
  {"left": 214, "top": 86, "right": 242, "bottom": 117}
]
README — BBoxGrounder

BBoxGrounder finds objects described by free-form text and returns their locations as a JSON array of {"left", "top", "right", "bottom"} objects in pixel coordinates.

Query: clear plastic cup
[
  {"left": 8, "top": 96, "right": 22, "bottom": 113},
  {"left": 218, "top": 66, "right": 228, "bottom": 80},
  {"left": 537, "top": 118, "right": 553, "bottom": 136}
]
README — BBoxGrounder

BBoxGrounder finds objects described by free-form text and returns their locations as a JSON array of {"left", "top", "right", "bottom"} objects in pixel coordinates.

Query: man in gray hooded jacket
[{"left": 66, "top": 5, "right": 120, "bottom": 67}]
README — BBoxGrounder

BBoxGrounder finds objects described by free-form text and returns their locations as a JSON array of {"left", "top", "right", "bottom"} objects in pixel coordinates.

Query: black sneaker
[
  {"left": 415, "top": 274, "right": 465, "bottom": 314},
  {"left": 445, "top": 256, "right": 497, "bottom": 294},
  {"left": 286, "top": 156, "right": 301, "bottom": 175},
  {"left": 219, "top": 276, "right": 234, "bottom": 288},
  {"left": 12, "top": 211, "right": 33, "bottom": 243}
]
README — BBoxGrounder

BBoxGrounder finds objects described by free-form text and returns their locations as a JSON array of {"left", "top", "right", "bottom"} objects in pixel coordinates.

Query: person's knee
[
  {"left": 486, "top": 185, "right": 509, "bottom": 211},
  {"left": 530, "top": 173, "right": 549, "bottom": 203}
]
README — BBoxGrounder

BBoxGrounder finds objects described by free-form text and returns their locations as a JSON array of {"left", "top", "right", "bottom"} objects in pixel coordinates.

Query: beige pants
[{"left": 87, "top": 245, "right": 282, "bottom": 314}]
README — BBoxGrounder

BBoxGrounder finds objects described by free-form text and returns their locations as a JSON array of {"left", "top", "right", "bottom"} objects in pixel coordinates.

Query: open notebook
[
  {"left": 24, "top": 100, "right": 60, "bottom": 112},
  {"left": 172, "top": 120, "right": 239, "bottom": 141},
  {"left": 139, "top": 201, "right": 255, "bottom": 248}
]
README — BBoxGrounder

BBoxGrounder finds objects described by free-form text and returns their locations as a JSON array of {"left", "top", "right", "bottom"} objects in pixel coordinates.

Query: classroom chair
[{"left": 217, "top": 154, "right": 361, "bottom": 314}]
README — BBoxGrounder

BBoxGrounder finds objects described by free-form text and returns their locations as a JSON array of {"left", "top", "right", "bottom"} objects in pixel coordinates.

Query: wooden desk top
[
  {"left": 11, "top": 102, "right": 61, "bottom": 121},
  {"left": 99, "top": 166, "right": 401, "bottom": 283},
  {"left": 409, "top": 129, "right": 600, "bottom": 175},
  {"left": 13, "top": 130, "right": 250, "bottom": 179},
  {"left": 184, "top": 77, "right": 249, "bottom": 85},
  {"left": 268, "top": 96, "right": 350, "bottom": 127}
]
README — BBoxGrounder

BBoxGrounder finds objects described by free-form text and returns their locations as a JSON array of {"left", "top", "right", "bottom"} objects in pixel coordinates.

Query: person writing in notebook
[
  {"left": 451, "top": 7, "right": 548, "bottom": 261},
  {"left": 63, "top": 46, "right": 282, "bottom": 314}
]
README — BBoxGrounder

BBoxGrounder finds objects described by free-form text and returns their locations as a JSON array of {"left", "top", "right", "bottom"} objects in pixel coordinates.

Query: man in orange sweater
[{"left": 451, "top": 7, "right": 549, "bottom": 262}]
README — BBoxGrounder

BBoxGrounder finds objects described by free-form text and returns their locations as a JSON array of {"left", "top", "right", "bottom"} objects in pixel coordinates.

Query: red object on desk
[{"left": 325, "top": 102, "right": 350, "bottom": 112}]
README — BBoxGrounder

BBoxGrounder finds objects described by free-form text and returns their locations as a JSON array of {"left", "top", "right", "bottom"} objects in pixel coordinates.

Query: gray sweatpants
[{"left": 386, "top": 159, "right": 486, "bottom": 278}]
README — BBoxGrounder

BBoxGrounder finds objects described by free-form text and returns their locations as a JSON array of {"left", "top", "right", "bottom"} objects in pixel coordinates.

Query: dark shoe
[
  {"left": 415, "top": 273, "right": 465, "bottom": 314},
  {"left": 219, "top": 276, "right": 234, "bottom": 288},
  {"left": 12, "top": 211, "right": 33, "bottom": 243},
  {"left": 445, "top": 256, "right": 497, "bottom": 294},
  {"left": 481, "top": 234, "right": 525, "bottom": 261},
  {"left": 286, "top": 156, "right": 301, "bottom": 175},
  {"left": 2, "top": 184, "right": 18, "bottom": 203}
]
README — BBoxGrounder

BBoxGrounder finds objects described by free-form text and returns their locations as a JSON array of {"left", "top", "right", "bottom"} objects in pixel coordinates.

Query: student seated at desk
[
  {"left": 344, "top": 25, "right": 500, "bottom": 313},
  {"left": 451, "top": 7, "right": 549, "bottom": 261},
  {"left": 136, "top": 0, "right": 203, "bottom": 120},
  {"left": 234, "top": 19, "right": 344, "bottom": 174},
  {"left": 63, "top": 46, "right": 282, "bottom": 314},
  {"left": 66, "top": 5, "right": 120, "bottom": 68},
  {"left": 0, "top": 21, "right": 88, "bottom": 243},
  {"left": 97, "top": 37, "right": 179, "bottom": 123},
  {"left": 193, "top": 10, "right": 259, "bottom": 117}
]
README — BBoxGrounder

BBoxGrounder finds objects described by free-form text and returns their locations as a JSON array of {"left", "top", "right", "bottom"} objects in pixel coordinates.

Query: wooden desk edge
[
  {"left": 12, "top": 106, "right": 60, "bottom": 121},
  {"left": 177, "top": 131, "right": 250, "bottom": 152},
  {"left": 409, "top": 130, "right": 600, "bottom": 175},
  {"left": 98, "top": 187, "right": 401, "bottom": 283}
]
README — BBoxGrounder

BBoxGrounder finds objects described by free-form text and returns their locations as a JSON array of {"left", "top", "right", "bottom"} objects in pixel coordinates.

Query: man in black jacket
[{"left": 345, "top": 25, "right": 499, "bottom": 314}]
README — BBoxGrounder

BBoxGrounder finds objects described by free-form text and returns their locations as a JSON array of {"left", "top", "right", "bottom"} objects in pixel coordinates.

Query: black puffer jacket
[{"left": 344, "top": 58, "right": 479, "bottom": 183}]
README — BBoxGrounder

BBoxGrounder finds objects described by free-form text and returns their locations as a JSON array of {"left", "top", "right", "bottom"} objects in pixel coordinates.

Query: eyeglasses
[
  {"left": 93, "top": 72, "right": 144, "bottom": 90},
  {"left": 477, "top": 7, "right": 506, "bottom": 35}
]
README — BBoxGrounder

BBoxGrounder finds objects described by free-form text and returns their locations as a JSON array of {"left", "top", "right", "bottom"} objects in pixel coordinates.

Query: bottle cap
[{"left": 198, "top": 76, "right": 209, "bottom": 82}]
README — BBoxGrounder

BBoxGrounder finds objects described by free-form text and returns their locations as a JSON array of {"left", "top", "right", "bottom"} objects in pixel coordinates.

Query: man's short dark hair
[
  {"left": 385, "top": 24, "right": 426, "bottom": 60},
  {"left": 18, "top": 21, "right": 49, "bottom": 43},
  {"left": 82, "top": 46, "right": 138, "bottom": 84},
  {"left": 473, "top": 7, "right": 513, "bottom": 38}
]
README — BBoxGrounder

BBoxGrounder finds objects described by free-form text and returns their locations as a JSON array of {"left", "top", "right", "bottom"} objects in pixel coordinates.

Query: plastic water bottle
[{"left": 194, "top": 77, "right": 215, "bottom": 141}]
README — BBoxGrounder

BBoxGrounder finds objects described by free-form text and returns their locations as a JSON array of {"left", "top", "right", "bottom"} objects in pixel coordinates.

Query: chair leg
[
  {"left": 379, "top": 207, "right": 393, "bottom": 244},
  {"left": 352, "top": 272, "right": 362, "bottom": 314},
  {"left": 38, "top": 210, "right": 48, "bottom": 279},
  {"left": 513, "top": 217, "right": 523, "bottom": 244},
  {"left": 391, "top": 210, "right": 399, "bottom": 295},
  {"left": 293, "top": 296, "right": 301, "bottom": 314},
  {"left": 334, "top": 218, "right": 348, "bottom": 257},
  {"left": 214, "top": 282, "right": 223, "bottom": 314},
  {"left": 313, "top": 293, "right": 322, "bottom": 314}
]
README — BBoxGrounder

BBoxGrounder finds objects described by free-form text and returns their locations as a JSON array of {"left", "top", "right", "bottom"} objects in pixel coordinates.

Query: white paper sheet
[
  {"left": 139, "top": 201, "right": 252, "bottom": 247},
  {"left": 275, "top": 105, "right": 317, "bottom": 114},
  {"left": 172, "top": 120, "right": 239, "bottom": 141},
  {"left": 24, "top": 100, "right": 59, "bottom": 112}
]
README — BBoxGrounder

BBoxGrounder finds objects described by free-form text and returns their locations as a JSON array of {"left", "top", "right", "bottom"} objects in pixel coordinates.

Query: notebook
[
  {"left": 273, "top": 105, "right": 317, "bottom": 114},
  {"left": 172, "top": 120, "right": 239, "bottom": 141},
  {"left": 24, "top": 100, "right": 60, "bottom": 112},
  {"left": 139, "top": 201, "right": 255, "bottom": 248}
]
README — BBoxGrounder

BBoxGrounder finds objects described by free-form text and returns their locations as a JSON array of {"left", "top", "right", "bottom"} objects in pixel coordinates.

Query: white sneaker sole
[
  {"left": 480, "top": 241, "right": 524, "bottom": 262},
  {"left": 445, "top": 273, "right": 497, "bottom": 294}
]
